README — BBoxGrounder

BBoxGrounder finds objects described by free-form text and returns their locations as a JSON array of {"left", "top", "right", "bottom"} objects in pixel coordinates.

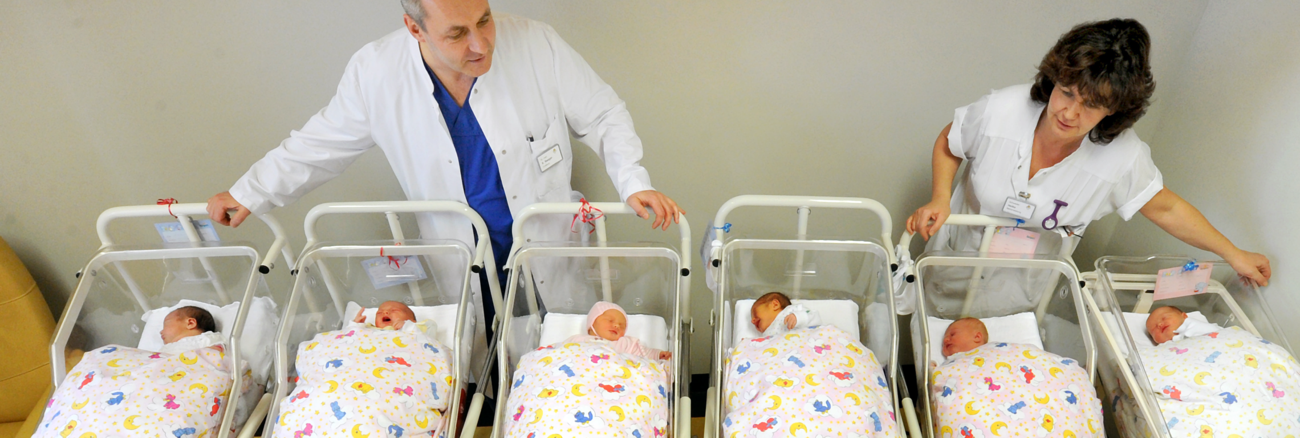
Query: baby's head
[
  {"left": 160, "top": 306, "right": 217, "bottom": 345},
  {"left": 751, "top": 292, "right": 791, "bottom": 333},
  {"left": 942, "top": 317, "right": 988, "bottom": 357},
  {"left": 586, "top": 301, "right": 628, "bottom": 342},
  {"left": 375, "top": 301, "right": 417, "bottom": 329},
  {"left": 1146, "top": 306, "right": 1188, "bottom": 345}
]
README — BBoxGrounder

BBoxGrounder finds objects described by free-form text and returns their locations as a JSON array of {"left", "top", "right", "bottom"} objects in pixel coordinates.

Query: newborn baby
[
  {"left": 941, "top": 317, "right": 988, "bottom": 357},
  {"left": 352, "top": 300, "right": 419, "bottom": 330},
  {"left": 1145, "top": 305, "right": 1220, "bottom": 344},
  {"left": 750, "top": 292, "right": 821, "bottom": 336},
  {"left": 565, "top": 301, "right": 670, "bottom": 360},
  {"left": 158, "top": 306, "right": 224, "bottom": 354}
]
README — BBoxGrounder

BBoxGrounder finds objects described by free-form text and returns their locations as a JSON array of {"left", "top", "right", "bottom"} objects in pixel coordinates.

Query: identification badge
[
  {"left": 989, "top": 226, "right": 1040, "bottom": 257},
  {"left": 1002, "top": 197, "right": 1036, "bottom": 220},
  {"left": 155, "top": 219, "right": 220, "bottom": 243},
  {"left": 362, "top": 255, "right": 428, "bottom": 290},
  {"left": 537, "top": 144, "right": 562, "bottom": 172},
  {"left": 1153, "top": 263, "right": 1213, "bottom": 300}
]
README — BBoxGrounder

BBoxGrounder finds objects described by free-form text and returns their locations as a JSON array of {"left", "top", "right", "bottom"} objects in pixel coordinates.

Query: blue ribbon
[
  {"left": 714, "top": 223, "right": 732, "bottom": 233},
  {"left": 1182, "top": 259, "right": 1199, "bottom": 272}
]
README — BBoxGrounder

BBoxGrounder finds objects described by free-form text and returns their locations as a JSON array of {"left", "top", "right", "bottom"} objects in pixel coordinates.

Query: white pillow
[
  {"left": 732, "top": 299, "right": 861, "bottom": 344},
  {"left": 927, "top": 312, "right": 1042, "bottom": 362},
  {"left": 138, "top": 297, "right": 279, "bottom": 384},
  {"left": 1121, "top": 311, "right": 1208, "bottom": 348},
  {"left": 342, "top": 302, "right": 473, "bottom": 356},
  {"left": 537, "top": 313, "right": 670, "bottom": 352}
]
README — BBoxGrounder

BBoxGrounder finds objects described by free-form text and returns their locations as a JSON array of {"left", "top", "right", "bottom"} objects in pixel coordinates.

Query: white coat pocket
[{"left": 528, "top": 116, "right": 572, "bottom": 200}]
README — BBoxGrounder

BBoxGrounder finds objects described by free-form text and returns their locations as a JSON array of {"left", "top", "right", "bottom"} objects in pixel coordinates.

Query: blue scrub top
[{"left": 425, "top": 65, "right": 513, "bottom": 284}]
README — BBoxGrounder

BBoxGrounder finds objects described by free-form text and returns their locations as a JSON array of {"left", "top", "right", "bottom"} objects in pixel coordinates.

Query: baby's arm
[
  {"left": 342, "top": 307, "right": 372, "bottom": 329},
  {"left": 650, "top": 347, "right": 671, "bottom": 361},
  {"left": 786, "top": 304, "right": 822, "bottom": 330},
  {"left": 615, "top": 336, "right": 669, "bottom": 361}
]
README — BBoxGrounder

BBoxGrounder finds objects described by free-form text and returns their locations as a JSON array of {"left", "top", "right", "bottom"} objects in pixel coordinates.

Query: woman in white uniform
[{"left": 907, "top": 18, "right": 1270, "bottom": 286}]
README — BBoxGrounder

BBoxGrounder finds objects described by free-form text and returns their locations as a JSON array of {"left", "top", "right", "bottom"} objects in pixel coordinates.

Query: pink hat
[{"left": 586, "top": 301, "right": 627, "bottom": 333}]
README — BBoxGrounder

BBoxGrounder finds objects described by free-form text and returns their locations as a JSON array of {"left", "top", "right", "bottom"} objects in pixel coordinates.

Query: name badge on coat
[
  {"left": 537, "top": 144, "right": 562, "bottom": 172},
  {"left": 1002, "top": 197, "right": 1035, "bottom": 220}
]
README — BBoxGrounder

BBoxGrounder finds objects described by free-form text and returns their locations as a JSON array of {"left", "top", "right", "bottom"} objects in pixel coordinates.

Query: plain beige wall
[{"left": 5, "top": 1, "right": 1268, "bottom": 374}]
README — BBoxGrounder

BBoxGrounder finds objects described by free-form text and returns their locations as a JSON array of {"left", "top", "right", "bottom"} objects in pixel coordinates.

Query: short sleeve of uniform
[
  {"left": 946, "top": 92, "right": 994, "bottom": 160},
  {"left": 1113, "top": 140, "right": 1164, "bottom": 220}
]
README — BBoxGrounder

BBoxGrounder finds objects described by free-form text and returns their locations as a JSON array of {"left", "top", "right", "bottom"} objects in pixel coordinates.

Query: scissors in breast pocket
[{"left": 1042, "top": 200, "right": 1068, "bottom": 230}]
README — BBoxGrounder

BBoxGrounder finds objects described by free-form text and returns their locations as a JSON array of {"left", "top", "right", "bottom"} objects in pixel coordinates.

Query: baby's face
[
  {"left": 589, "top": 310, "right": 627, "bottom": 341},
  {"left": 942, "top": 320, "right": 986, "bottom": 357},
  {"left": 751, "top": 301, "right": 782, "bottom": 333},
  {"left": 375, "top": 301, "right": 417, "bottom": 329},
  {"left": 1146, "top": 307, "right": 1187, "bottom": 345},
  {"left": 160, "top": 310, "right": 198, "bottom": 345}
]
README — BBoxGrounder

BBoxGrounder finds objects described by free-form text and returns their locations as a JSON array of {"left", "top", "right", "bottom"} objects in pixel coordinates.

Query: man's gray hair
[{"left": 401, "top": 0, "right": 426, "bottom": 28}]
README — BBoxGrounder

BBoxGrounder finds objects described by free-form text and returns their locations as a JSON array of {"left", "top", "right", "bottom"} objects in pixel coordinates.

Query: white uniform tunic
[
  {"left": 925, "top": 84, "right": 1165, "bottom": 315},
  {"left": 931, "top": 83, "right": 1164, "bottom": 253}
]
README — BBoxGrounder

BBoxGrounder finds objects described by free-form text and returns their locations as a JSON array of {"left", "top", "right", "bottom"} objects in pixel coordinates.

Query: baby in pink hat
[{"left": 565, "top": 301, "right": 671, "bottom": 361}]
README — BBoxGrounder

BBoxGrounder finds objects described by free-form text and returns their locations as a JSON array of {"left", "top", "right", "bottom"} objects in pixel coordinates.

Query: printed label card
[{"left": 1153, "top": 263, "right": 1214, "bottom": 300}]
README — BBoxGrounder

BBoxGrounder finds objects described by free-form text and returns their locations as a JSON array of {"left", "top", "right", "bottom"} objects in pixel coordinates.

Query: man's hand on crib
[
  {"left": 207, "top": 191, "right": 251, "bottom": 227},
  {"left": 659, "top": 351, "right": 672, "bottom": 360},
  {"left": 784, "top": 314, "right": 797, "bottom": 329},
  {"left": 627, "top": 190, "right": 684, "bottom": 231}
]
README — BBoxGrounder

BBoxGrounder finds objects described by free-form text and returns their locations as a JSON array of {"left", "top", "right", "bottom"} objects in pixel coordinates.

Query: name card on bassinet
[
  {"left": 988, "top": 226, "right": 1039, "bottom": 257},
  {"left": 363, "top": 255, "right": 428, "bottom": 290},
  {"left": 1153, "top": 263, "right": 1213, "bottom": 301}
]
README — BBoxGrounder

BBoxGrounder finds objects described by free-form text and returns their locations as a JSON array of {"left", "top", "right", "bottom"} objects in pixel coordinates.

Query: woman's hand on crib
[
  {"left": 784, "top": 314, "right": 797, "bottom": 329},
  {"left": 659, "top": 351, "right": 672, "bottom": 360},
  {"left": 1224, "top": 248, "right": 1271, "bottom": 287}
]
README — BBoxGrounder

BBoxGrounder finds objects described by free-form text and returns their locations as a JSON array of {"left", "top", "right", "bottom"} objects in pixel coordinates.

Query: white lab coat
[{"left": 229, "top": 15, "right": 654, "bottom": 369}]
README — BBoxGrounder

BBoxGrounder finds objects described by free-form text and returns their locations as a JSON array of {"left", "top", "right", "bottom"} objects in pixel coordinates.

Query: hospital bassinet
[
  {"left": 703, "top": 195, "right": 903, "bottom": 438},
  {"left": 491, "top": 201, "right": 692, "bottom": 438},
  {"left": 264, "top": 201, "right": 501, "bottom": 438},
  {"left": 47, "top": 203, "right": 296, "bottom": 438},
  {"left": 1083, "top": 255, "right": 1291, "bottom": 438},
  {"left": 904, "top": 214, "right": 1097, "bottom": 438}
]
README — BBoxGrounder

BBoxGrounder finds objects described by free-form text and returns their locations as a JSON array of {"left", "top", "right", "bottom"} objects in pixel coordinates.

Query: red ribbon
[
  {"left": 379, "top": 246, "right": 404, "bottom": 269},
  {"left": 571, "top": 198, "right": 604, "bottom": 234},
  {"left": 156, "top": 198, "right": 178, "bottom": 218}
]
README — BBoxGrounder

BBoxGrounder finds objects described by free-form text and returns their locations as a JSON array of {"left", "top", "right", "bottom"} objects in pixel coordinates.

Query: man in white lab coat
[{"left": 206, "top": 0, "right": 680, "bottom": 354}]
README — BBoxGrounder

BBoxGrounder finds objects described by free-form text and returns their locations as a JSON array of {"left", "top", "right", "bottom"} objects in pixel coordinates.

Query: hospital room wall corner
[{"left": 1096, "top": 1, "right": 1300, "bottom": 343}]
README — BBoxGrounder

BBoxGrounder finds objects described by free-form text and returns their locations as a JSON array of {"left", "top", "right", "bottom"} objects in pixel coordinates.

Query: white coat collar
[{"left": 404, "top": 33, "right": 500, "bottom": 103}]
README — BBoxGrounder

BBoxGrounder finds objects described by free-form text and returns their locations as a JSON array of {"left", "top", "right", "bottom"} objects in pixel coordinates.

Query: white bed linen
[
  {"left": 732, "top": 299, "right": 861, "bottom": 344},
  {"left": 343, "top": 301, "right": 474, "bottom": 374},
  {"left": 138, "top": 297, "right": 278, "bottom": 383},
  {"left": 537, "top": 312, "right": 669, "bottom": 351},
  {"left": 926, "top": 312, "right": 1042, "bottom": 361}
]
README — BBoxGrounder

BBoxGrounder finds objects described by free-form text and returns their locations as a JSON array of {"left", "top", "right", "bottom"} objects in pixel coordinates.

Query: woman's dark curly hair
[{"left": 1030, "top": 18, "right": 1156, "bottom": 144}]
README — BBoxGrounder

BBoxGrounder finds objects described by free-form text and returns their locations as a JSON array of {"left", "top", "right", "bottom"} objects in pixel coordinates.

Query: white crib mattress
[
  {"left": 1099, "top": 311, "right": 1209, "bottom": 358},
  {"left": 731, "top": 299, "right": 861, "bottom": 344},
  {"left": 138, "top": 296, "right": 279, "bottom": 383},
  {"left": 926, "top": 312, "right": 1042, "bottom": 362},
  {"left": 538, "top": 312, "right": 671, "bottom": 352},
  {"left": 343, "top": 301, "right": 475, "bottom": 359}
]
